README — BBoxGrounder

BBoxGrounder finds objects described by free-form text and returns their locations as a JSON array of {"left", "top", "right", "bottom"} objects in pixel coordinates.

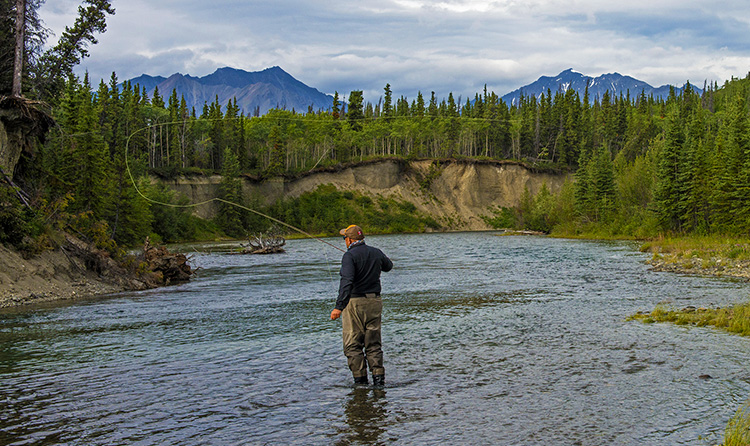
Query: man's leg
[
  {"left": 342, "top": 299, "right": 367, "bottom": 382},
  {"left": 362, "top": 297, "right": 384, "bottom": 384}
]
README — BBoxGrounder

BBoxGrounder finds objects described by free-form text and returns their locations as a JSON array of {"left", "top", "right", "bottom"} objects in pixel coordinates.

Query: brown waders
[{"left": 341, "top": 294, "right": 384, "bottom": 381}]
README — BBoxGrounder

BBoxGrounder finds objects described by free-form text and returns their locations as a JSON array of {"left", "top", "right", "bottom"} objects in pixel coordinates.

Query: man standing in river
[{"left": 330, "top": 225, "right": 393, "bottom": 386}]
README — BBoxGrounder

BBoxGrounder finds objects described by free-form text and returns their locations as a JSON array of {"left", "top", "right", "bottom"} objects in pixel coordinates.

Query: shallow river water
[{"left": 2, "top": 233, "right": 750, "bottom": 445}]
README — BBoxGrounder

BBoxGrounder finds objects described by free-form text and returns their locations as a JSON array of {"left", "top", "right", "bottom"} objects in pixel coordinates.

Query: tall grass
[
  {"left": 639, "top": 235, "right": 750, "bottom": 261},
  {"left": 723, "top": 400, "right": 750, "bottom": 446},
  {"left": 629, "top": 301, "right": 750, "bottom": 337}
]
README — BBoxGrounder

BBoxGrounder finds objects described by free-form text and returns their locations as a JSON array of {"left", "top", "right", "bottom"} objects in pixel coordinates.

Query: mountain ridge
[
  {"left": 123, "top": 66, "right": 702, "bottom": 115},
  {"left": 501, "top": 68, "right": 702, "bottom": 105},
  {"left": 124, "top": 66, "right": 334, "bottom": 116}
]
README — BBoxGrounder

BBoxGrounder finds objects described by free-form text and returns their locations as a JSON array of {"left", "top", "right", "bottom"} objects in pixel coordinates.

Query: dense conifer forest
[{"left": 5, "top": 49, "right": 750, "bottom": 250}]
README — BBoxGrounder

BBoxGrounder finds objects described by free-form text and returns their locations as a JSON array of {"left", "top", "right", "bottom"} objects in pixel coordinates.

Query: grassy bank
[
  {"left": 620, "top": 234, "right": 750, "bottom": 444},
  {"left": 628, "top": 301, "right": 750, "bottom": 336},
  {"left": 723, "top": 400, "right": 750, "bottom": 446},
  {"left": 640, "top": 235, "right": 750, "bottom": 261},
  {"left": 638, "top": 235, "right": 750, "bottom": 280},
  {"left": 628, "top": 235, "right": 750, "bottom": 335}
]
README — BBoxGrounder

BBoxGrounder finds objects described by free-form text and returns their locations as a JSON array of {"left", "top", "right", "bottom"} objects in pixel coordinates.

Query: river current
[{"left": 2, "top": 233, "right": 750, "bottom": 445}]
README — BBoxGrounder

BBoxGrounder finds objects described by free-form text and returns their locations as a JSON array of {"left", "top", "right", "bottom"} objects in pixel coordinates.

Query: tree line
[
  {"left": 509, "top": 75, "right": 750, "bottom": 238},
  {"left": 5, "top": 0, "right": 750, "bottom": 248},
  {"left": 31, "top": 71, "right": 750, "bottom": 240}
]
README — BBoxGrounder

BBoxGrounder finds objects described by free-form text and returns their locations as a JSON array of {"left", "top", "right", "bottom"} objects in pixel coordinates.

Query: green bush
[
  {"left": 141, "top": 182, "right": 214, "bottom": 243},
  {"left": 268, "top": 184, "right": 438, "bottom": 236},
  {"left": 0, "top": 195, "right": 28, "bottom": 246},
  {"left": 0, "top": 184, "right": 46, "bottom": 253},
  {"left": 482, "top": 206, "right": 517, "bottom": 229}
]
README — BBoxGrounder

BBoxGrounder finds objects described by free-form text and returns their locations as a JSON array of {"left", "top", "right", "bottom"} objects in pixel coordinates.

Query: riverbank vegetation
[
  {"left": 628, "top": 301, "right": 750, "bottom": 337},
  {"left": 25, "top": 71, "right": 750, "bottom": 247},
  {"left": 637, "top": 235, "right": 750, "bottom": 278},
  {"left": 267, "top": 184, "right": 440, "bottom": 237},
  {"left": 723, "top": 400, "right": 750, "bottom": 446}
]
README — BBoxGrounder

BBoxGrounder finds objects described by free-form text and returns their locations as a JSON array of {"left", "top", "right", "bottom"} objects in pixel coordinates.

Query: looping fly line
[{"left": 124, "top": 120, "right": 345, "bottom": 253}]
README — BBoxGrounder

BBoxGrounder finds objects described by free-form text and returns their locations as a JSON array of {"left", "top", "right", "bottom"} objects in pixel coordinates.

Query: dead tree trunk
[
  {"left": 240, "top": 232, "right": 286, "bottom": 254},
  {"left": 12, "top": 0, "right": 25, "bottom": 97}
]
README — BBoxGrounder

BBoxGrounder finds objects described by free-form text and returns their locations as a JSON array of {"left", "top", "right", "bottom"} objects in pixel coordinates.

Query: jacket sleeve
[
  {"left": 381, "top": 250, "right": 393, "bottom": 272},
  {"left": 336, "top": 252, "right": 355, "bottom": 310}
]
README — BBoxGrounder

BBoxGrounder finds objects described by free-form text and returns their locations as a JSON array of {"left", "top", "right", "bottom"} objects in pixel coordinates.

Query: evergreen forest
[{"left": 7, "top": 62, "right": 750, "bottom": 251}]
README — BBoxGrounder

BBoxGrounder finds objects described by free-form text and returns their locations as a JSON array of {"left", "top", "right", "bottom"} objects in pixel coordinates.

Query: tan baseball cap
[{"left": 339, "top": 224, "right": 365, "bottom": 240}]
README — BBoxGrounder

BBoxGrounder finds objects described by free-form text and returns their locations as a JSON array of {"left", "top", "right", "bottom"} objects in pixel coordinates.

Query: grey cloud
[
  {"left": 82, "top": 48, "right": 205, "bottom": 81},
  {"left": 587, "top": 11, "right": 750, "bottom": 51},
  {"left": 61, "top": 0, "right": 750, "bottom": 106}
]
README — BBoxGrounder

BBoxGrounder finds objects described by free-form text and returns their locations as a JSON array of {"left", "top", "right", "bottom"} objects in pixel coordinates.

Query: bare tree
[
  {"left": 4, "top": 0, "right": 114, "bottom": 100},
  {"left": 11, "top": 0, "right": 24, "bottom": 96}
]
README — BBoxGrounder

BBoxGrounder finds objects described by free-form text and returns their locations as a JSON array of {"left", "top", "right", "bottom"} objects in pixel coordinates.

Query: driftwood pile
[
  {"left": 239, "top": 232, "right": 286, "bottom": 254},
  {"left": 143, "top": 237, "right": 194, "bottom": 284}
]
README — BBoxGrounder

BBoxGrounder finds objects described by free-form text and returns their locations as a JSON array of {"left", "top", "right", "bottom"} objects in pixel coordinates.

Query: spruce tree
[
  {"left": 654, "top": 109, "right": 685, "bottom": 232},
  {"left": 712, "top": 93, "right": 750, "bottom": 233},
  {"left": 383, "top": 84, "right": 393, "bottom": 120},
  {"left": 265, "top": 125, "right": 285, "bottom": 176},
  {"left": 346, "top": 90, "right": 364, "bottom": 131},
  {"left": 332, "top": 91, "right": 340, "bottom": 120},
  {"left": 415, "top": 91, "right": 425, "bottom": 118},
  {"left": 217, "top": 147, "right": 245, "bottom": 237},
  {"left": 71, "top": 74, "right": 110, "bottom": 219}
]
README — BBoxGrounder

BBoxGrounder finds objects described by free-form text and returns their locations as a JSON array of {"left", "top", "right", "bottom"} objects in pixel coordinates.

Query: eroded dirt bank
[
  {"left": 0, "top": 243, "right": 122, "bottom": 308},
  {"left": 0, "top": 237, "right": 193, "bottom": 308},
  {"left": 164, "top": 159, "right": 570, "bottom": 230}
]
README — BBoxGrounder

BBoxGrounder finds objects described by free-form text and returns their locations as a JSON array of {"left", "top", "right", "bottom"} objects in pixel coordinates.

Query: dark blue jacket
[{"left": 336, "top": 241, "right": 393, "bottom": 310}]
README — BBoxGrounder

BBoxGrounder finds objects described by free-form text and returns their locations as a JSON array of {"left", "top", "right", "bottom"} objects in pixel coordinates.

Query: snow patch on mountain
[{"left": 502, "top": 68, "right": 700, "bottom": 105}]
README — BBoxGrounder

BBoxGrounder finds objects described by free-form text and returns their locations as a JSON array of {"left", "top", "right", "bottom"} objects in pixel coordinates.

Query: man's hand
[{"left": 331, "top": 309, "right": 342, "bottom": 320}]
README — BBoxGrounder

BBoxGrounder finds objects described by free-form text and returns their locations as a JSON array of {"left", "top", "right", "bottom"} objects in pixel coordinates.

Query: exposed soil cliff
[
  {"left": 0, "top": 97, "right": 53, "bottom": 177},
  {"left": 163, "top": 159, "right": 570, "bottom": 230}
]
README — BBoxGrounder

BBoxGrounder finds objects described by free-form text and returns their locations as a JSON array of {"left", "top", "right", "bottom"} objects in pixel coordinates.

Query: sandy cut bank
[
  {"left": 0, "top": 243, "right": 124, "bottom": 308},
  {"left": 0, "top": 236, "right": 192, "bottom": 308}
]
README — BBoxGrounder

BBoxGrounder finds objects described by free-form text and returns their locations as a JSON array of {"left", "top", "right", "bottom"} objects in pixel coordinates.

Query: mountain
[
  {"left": 501, "top": 69, "right": 702, "bottom": 106},
  {"left": 124, "top": 67, "right": 333, "bottom": 115},
  {"left": 126, "top": 74, "right": 167, "bottom": 94}
]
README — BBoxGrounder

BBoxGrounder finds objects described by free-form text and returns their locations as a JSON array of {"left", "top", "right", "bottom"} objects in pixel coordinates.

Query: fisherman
[{"left": 330, "top": 225, "right": 393, "bottom": 386}]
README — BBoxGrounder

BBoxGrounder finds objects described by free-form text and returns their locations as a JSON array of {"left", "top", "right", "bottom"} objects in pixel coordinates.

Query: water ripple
[{"left": 2, "top": 234, "right": 750, "bottom": 445}]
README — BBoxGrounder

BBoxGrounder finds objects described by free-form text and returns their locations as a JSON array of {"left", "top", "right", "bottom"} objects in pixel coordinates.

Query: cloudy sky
[{"left": 39, "top": 0, "right": 750, "bottom": 103}]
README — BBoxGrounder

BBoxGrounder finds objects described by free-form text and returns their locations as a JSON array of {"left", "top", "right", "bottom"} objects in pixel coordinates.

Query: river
[{"left": 1, "top": 233, "right": 749, "bottom": 445}]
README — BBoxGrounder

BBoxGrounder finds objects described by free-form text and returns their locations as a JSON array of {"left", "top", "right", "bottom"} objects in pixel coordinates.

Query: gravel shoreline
[
  {"left": 647, "top": 255, "right": 750, "bottom": 281},
  {"left": 0, "top": 244, "right": 126, "bottom": 309}
]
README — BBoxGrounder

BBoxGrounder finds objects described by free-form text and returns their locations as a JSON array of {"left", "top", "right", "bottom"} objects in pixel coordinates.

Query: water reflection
[{"left": 337, "top": 387, "right": 388, "bottom": 446}]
